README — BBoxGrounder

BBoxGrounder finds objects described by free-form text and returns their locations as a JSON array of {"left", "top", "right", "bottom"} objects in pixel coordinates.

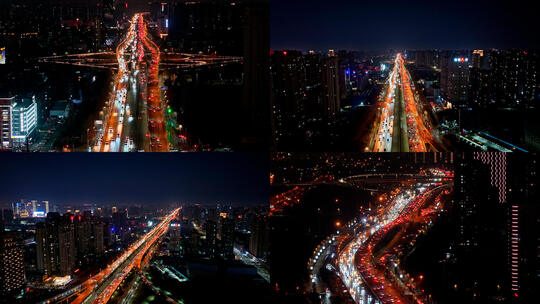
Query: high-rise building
[
  {"left": 12, "top": 200, "right": 49, "bottom": 218},
  {"left": 219, "top": 217, "right": 235, "bottom": 260},
  {"left": 242, "top": 0, "right": 270, "bottom": 147},
  {"left": 468, "top": 50, "right": 539, "bottom": 109},
  {"left": 10, "top": 97, "right": 37, "bottom": 146},
  {"left": 168, "top": 222, "right": 182, "bottom": 254},
  {"left": 12, "top": 200, "right": 33, "bottom": 218},
  {"left": 91, "top": 220, "right": 104, "bottom": 257},
  {"left": 205, "top": 220, "right": 217, "bottom": 258},
  {"left": 74, "top": 217, "right": 91, "bottom": 263},
  {"left": 453, "top": 153, "right": 540, "bottom": 302},
  {"left": 471, "top": 49, "right": 490, "bottom": 70},
  {"left": 489, "top": 50, "right": 539, "bottom": 109},
  {"left": 415, "top": 50, "right": 439, "bottom": 68},
  {"left": 31, "top": 200, "right": 49, "bottom": 217},
  {"left": 506, "top": 155, "right": 540, "bottom": 302},
  {"left": 167, "top": 0, "right": 243, "bottom": 54},
  {"left": 36, "top": 213, "right": 75, "bottom": 278},
  {"left": 190, "top": 229, "right": 199, "bottom": 256},
  {"left": 270, "top": 50, "right": 308, "bottom": 121},
  {"left": 450, "top": 154, "right": 507, "bottom": 302},
  {"left": 249, "top": 215, "right": 269, "bottom": 260},
  {"left": 468, "top": 64, "right": 492, "bottom": 108},
  {"left": 440, "top": 50, "right": 470, "bottom": 105},
  {"left": 0, "top": 232, "right": 26, "bottom": 295},
  {"left": 321, "top": 55, "right": 341, "bottom": 117},
  {"left": 474, "top": 152, "right": 507, "bottom": 203},
  {"left": 0, "top": 97, "right": 14, "bottom": 150},
  {"left": 112, "top": 210, "right": 127, "bottom": 228}
]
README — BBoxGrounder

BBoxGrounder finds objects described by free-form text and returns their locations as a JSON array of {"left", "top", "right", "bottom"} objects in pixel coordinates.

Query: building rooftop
[{"left": 12, "top": 97, "right": 35, "bottom": 110}]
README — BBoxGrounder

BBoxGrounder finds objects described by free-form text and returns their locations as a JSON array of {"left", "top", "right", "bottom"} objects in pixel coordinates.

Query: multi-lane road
[
  {"left": 338, "top": 172, "right": 451, "bottom": 304},
  {"left": 308, "top": 170, "right": 453, "bottom": 304},
  {"left": 92, "top": 13, "right": 168, "bottom": 152},
  {"left": 42, "top": 208, "right": 179, "bottom": 304},
  {"left": 371, "top": 54, "right": 441, "bottom": 152}
]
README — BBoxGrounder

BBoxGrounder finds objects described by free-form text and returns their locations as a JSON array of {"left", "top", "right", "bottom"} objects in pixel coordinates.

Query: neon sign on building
[{"left": 453, "top": 57, "right": 469, "bottom": 63}]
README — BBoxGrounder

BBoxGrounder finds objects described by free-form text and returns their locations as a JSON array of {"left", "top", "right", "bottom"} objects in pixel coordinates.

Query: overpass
[
  {"left": 40, "top": 208, "right": 179, "bottom": 304},
  {"left": 38, "top": 13, "right": 241, "bottom": 152}
]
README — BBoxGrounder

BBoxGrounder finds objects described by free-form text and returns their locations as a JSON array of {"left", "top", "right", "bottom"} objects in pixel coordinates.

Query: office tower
[
  {"left": 440, "top": 50, "right": 470, "bottom": 105},
  {"left": 0, "top": 97, "right": 14, "bottom": 150},
  {"left": 11, "top": 200, "right": 49, "bottom": 218},
  {"left": 321, "top": 55, "right": 341, "bottom": 118},
  {"left": 36, "top": 213, "right": 75, "bottom": 277},
  {"left": 11, "top": 202, "right": 23, "bottom": 218},
  {"left": 10, "top": 97, "right": 37, "bottom": 146},
  {"left": 12, "top": 200, "right": 33, "bottom": 218},
  {"left": 205, "top": 220, "right": 217, "bottom": 258},
  {"left": 32, "top": 200, "right": 48, "bottom": 217},
  {"left": 0, "top": 232, "right": 26, "bottom": 295},
  {"left": 249, "top": 215, "right": 269, "bottom": 260}
]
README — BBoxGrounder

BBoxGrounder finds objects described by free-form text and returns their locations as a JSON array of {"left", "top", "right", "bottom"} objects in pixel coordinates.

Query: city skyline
[
  {"left": 0, "top": 153, "right": 268, "bottom": 207},
  {"left": 271, "top": 0, "right": 539, "bottom": 51}
]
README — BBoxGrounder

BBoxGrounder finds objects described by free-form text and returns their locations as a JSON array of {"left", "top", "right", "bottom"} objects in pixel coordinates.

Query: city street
[
  {"left": 92, "top": 13, "right": 168, "bottom": 152},
  {"left": 371, "top": 54, "right": 442, "bottom": 152}
]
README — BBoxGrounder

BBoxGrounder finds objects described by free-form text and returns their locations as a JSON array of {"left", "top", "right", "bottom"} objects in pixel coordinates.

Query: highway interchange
[
  {"left": 307, "top": 169, "right": 453, "bottom": 304},
  {"left": 92, "top": 13, "right": 168, "bottom": 152}
]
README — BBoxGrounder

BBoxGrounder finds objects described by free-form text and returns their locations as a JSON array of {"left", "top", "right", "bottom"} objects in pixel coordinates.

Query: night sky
[
  {"left": 271, "top": 0, "right": 539, "bottom": 51},
  {"left": 0, "top": 153, "right": 268, "bottom": 207}
]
